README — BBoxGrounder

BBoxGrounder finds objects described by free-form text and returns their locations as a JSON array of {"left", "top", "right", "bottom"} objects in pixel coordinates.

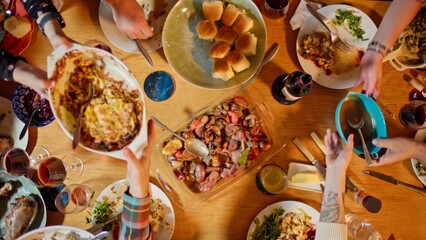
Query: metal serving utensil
[
  {"left": 346, "top": 110, "right": 374, "bottom": 165},
  {"left": 134, "top": 39, "right": 153, "bottom": 67},
  {"left": 72, "top": 81, "right": 95, "bottom": 149},
  {"left": 19, "top": 94, "right": 42, "bottom": 140}
]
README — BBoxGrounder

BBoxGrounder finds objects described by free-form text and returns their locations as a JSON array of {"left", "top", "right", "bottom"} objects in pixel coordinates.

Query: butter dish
[{"left": 287, "top": 162, "right": 324, "bottom": 193}]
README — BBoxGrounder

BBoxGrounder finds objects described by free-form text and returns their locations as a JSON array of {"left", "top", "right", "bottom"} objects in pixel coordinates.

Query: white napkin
[{"left": 289, "top": 0, "right": 323, "bottom": 30}]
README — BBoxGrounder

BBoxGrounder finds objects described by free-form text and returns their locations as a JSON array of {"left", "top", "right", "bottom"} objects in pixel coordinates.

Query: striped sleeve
[{"left": 119, "top": 189, "right": 151, "bottom": 240}]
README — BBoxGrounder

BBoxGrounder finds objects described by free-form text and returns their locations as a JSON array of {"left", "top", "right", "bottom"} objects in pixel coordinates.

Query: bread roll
[
  {"left": 4, "top": 16, "right": 32, "bottom": 39},
  {"left": 221, "top": 4, "right": 241, "bottom": 27},
  {"left": 197, "top": 20, "right": 218, "bottom": 40},
  {"left": 232, "top": 14, "right": 253, "bottom": 34},
  {"left": 228, "top": 50, "right": 251, "bottom": 72},
  {"left": 215, "top": 26, "right": 238, "bottom": 45},
  {"left": 235, "top": 32, "right": 257, "bottom": 56},
  {"left": 213, "top": 58, "right": 234, "bottom": 81},
  {"left": 210, "top": 41, "right": 231, "bottom": 59},
  {"left": 202, "top": 0, "right": 223, "bottom": 21}
]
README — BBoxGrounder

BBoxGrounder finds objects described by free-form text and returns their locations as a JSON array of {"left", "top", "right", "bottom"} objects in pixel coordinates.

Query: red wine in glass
[
  {"left": 399, "top": 100, "right": 426, "bottom": 130},
  {"left": 0, "top": 148, "right": 30, "bottom": 176},
  {"left": 38, "top": 157, "right": 67, "bottom": 187}
]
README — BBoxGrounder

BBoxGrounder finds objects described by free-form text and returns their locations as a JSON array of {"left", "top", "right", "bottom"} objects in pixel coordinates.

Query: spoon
[
  {"left": 150, "top": 116, "right": 209, "bottom": 158},
  {"left": 73, "top": 81, "right": 95, "bottom": 149},
  {"left": 383, "top": 38, "right": 419, "bottom": 62},
  {"left": 93, "top": 231, "right": 109, "bottom": 240},
  {"left": 346, "top": 110, "right": 374, "bottom": 165},
  {"left": 246, "top": 42, "right": 279, "bottom": 85},
  {"left": 19, "top": 94, "right": 42, "bottom": 140}
]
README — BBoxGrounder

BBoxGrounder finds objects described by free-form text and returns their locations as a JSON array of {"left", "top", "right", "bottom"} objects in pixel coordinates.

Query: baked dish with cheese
[{"left": 51, "top": 50, "right": 143, "bottom": 151}]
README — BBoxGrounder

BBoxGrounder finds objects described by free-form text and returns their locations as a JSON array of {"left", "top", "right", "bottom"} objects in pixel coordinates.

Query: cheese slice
[{"left": 291, "top": 171, "right": 321, "bottom": 183}]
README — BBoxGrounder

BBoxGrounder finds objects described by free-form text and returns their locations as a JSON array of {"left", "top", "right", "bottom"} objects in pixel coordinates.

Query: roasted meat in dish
[{"left": 5, "top": 195, "right": 38, "bottom": 240}]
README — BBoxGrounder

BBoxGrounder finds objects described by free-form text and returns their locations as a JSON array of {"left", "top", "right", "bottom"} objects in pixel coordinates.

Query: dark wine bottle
[{"left": 272, "top": 71, "right": 313, "bottom": 105}]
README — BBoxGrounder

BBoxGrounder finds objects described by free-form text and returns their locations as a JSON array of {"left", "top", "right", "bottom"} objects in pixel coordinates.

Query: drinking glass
[
  {"left": 29, "top": 145, "right": 51, "bottom": 166},
  {"left": 28, "top": 155, "right": 84, "bottom": 187},
  {"left": 0, "top": 148, "right": 30, "bottom": 176},
  {"left": 84, "top": 39, "right": 127, "bottom": 65},
  {"left": 55, "top": 184, "right": 93, "bottom": 214},
  {"left": 256, "top": 164, "right": 288, "bottom": 195},
  {"left": 399, "top": 100, "right": 426, "bottom": 130}
]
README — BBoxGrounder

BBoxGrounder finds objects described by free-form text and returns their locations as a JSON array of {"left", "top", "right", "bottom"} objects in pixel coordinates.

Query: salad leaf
[
  {"left": 333, "top": 9, "right": 368, "bottom": 41},
  {"left": 251, "top": 208, "right": 285, "bottom": 240},
  {"left": 238, "top": 147, "right": 251, "bottom": 166}
]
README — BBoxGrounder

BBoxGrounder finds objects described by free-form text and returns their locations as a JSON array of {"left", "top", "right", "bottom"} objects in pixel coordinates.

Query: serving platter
[
  {"left": 411, "top": 128, "right": 426, "bottom": 186},
  {"left": 0, "top": 96, "right": 28, "bottom": 151},
  {"left": 0, "top": 175, "right": 47, "bottom": 239},
  {"left": 297, "top": 4, "right": 377, "bottom": 89},
  {"left": 98, "top": 0, "right": 178, "bottom": 53},
  {"left": 47, "top": 43, "right": 147, "bottom": 160},
  {"left": 18, "top": 225, "right": 94, "bottom": 240},
  {"left": 162, "top": 0, "right": 266, "bottom": 90},
  {"left": 93, "top": 179, "right": 175, "bottom": 240},
  {"left": 246, "top": 200, "right": 319, "bottom": 240}
]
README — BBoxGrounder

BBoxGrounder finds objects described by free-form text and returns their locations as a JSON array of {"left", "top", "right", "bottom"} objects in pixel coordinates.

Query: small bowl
[
  {"left": 335, "top": 92, "right": 387, "bottom": 160},
  {"left": 12, "top": 84, "right": 55, "bottom": 127}
]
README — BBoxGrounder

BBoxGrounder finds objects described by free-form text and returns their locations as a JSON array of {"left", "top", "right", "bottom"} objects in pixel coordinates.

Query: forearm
[
  {"left": 372, "top": 0, "right": 422, "bottom": 49},
  {"left": 0, "top": 51, "right": 26, "bottom": 81},
  {"left": 319, "top": 171, "right": 346, "bottom": 224},
  {"left": 120, "top": 190, "right": 151, "bottom": 240}
]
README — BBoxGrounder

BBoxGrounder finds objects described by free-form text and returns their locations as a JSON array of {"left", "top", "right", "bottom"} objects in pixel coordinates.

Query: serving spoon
[
  {"left": 19, "top": 94, "right": 42, "bottom": 140},
  {"left": 346, "top": 111, "right": 374, "bottom": 165},
  {"left": 150, "top": 116, "right": 209, "bottom": 158},
  {"left": 73, "top": 81, "right": 95, "bottom": 149},
  {"left": 383, "top": 38, "right": 419, "bottom": 62}
]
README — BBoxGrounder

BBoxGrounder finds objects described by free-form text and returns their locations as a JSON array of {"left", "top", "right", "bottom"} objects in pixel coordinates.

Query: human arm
[
  {"left": 372, "top": 137, "right": 426, "bottom": 166},
  {"left": 119, "top": 119, "right": 155, "bottom": 240},
  {"left": 21, "top": 0, "right": 71, "bottom": 49},
  {"left": 315, "top": 129, "right": 354, "bottom": 240},
  {"left": 104, "top": 0, "right": 153, "bottom": 39},
  {"left": 354, "top": 0, "right": 422, "bottom": 99}
]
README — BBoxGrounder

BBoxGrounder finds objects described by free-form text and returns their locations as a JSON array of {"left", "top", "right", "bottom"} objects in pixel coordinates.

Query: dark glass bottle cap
[
  {"left": 363, "top": 196, "right": 382, "bottom": 213},
  {"left": 144, "top": 71, "right": 175, "bottom": 102}
]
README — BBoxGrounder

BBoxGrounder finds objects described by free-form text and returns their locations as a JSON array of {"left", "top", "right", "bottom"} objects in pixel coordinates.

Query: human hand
[
  {"left": 123, "top": 119, "right": 155, "bottom": 198},
  {"left": 12, "top": 61, "right": 55, "bottom": 98},
  {"left": 109, "top": 0, "right": 153, "bottom": 39},
  {"left": 372, "top": 137, "right": 426, "bottom": 166},
  {"left": 324, "top": 129, "right": 354, "bottom": 177},
  {"left": 354, "top": 51, "right": 384, "bottom": 99}
]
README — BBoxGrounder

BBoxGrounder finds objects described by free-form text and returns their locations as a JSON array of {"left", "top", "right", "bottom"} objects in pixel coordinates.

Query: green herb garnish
[
  {"left": 333, "top": 9, "right": 368, "bottom": 41},
  {"left": 88, "top": 197, "right": 115, "bottom": 224},
  {"left": 251, "top": 208, "right": 285, "bottom": 240},
  {"left": 238, "top": 147, "right": 251, "bottom": 166}
]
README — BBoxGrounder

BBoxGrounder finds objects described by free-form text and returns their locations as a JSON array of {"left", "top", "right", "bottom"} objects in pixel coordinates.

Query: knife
[
  {"left": 86, "top": 212, "right": 122, "bottom": 233},
  {"left": 134, "top": 39, "right": 153, "bottom": 67},
  {"left": 363, "top": 170, "right": 426, "bottom": 196},
  {"left": 310, "top": 132, "right": 358, "bottom": 192},
  {"left": 293, "top": 137, "right": 326, "bottom": 180}
]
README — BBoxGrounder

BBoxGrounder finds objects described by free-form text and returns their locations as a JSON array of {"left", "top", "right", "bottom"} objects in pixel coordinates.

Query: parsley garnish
[{"left": 333, "top": 9, "right": 368, "bottom": 41}]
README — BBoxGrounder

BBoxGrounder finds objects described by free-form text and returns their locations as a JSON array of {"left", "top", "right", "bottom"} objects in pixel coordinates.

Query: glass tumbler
[
  {"left": 55, "top": 184, "right": 93, "bottom": 214},
  {"left": 0, "top": 148, "right": 30, "bottom": 176},
  {"left": 399, "top": 100, "right": 426, "bottom": 130}
]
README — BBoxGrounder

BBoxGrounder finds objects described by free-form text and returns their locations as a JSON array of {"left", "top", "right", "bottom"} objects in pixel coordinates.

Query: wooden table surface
[{"left": 1, "top": 0, "right": 425, "bottom": 239}]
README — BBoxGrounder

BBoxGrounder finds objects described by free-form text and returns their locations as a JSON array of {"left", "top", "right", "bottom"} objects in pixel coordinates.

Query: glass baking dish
[{"left": 152, "top": 85, "right": 287, "bottom": 209}]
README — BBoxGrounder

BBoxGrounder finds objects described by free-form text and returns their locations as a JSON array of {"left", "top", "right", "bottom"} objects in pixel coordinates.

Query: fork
[{"left": 305, "top": 4, "right": 350, "bottom": 53}]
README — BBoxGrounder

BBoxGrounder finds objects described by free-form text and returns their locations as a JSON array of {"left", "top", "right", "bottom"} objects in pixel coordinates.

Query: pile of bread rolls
[{"left": 197, "top": 0, "right": 258, "bottom": 81}]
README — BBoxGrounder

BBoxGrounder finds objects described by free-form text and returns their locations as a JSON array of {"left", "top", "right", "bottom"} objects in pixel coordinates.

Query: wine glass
[
  {"left": 29, "top": 145, "right": 51, "bottom": 166},
  {"left": 28, "top": 154, "right": 84, "bottom": 187},
  {"left": 83, "top": 39, "right": 127, "bottom": 64},
  {"left": 0, "top": 148, "right": 30, "bottom": 176},
  {"left": 55, "top": 184, "right": 93, "bottom": 214}
]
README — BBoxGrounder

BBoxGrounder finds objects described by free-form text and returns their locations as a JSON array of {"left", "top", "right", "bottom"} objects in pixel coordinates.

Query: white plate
[
  {"left": 297, "top": 4, "right": 377, "bottom": 89},
  {"left": 18, "top": 225, "right": 94, "bottom": 240},
  {"left": 411, "top": 128, "right": 426, "bottom": 186},
  {"left": 98, "top": 0, "right": 178, "bottom": 53},
  {"left": 0, "top": 96, "right": 28, "bottom": 151},
  {"left": 287, "top": 162, "right": 324, "bottom": 193},
  {"left": 1, "top": 175, "right": 47, "bottom": 239},
  {"left": 246, "top": 200, "right": 319, "bottom": 240},
  {"left": 93, "top": 179, "right": 175, "bottom": 240},
  {"left": 47, "top": 43, "right": 147, "bottom": 160}
]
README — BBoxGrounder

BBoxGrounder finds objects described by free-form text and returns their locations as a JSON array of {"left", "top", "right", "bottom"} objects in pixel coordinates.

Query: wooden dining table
[{"left": 1, "top": 0, "right": 426, "bottom": 239}]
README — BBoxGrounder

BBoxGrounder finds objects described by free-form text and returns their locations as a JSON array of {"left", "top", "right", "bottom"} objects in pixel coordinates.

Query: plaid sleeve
[{"left": 119, "top": 189, "right": 151, "bottom": 240}]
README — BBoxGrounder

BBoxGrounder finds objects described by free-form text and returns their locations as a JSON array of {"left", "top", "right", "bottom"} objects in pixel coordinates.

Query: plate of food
[
  {"left": 162, "top": 0, "right": 266, "bottom": 89},
  {"left": 0, "top": 0, "right": 34, "bottom": 55},
  {"left": 47, "top": 43, "right": 147, "bottom": 160},
  {"left": 0, "top": 175, "right": 47, "bottom": 240},
  {"left": 246, "top": 200, "right": 319, "bottom": 240},
  {"left": 98, "top": 0, "right": 178, "bottom": 53},
  {"left": 0, "top": 96, "right": 28, "bottom": 151},
  {"left": 297, "top": 4, "right": 377, "bottom": 89},
  {"left": 411, "top": 128, "right": 426, "bottom": 186},
  {"left": 12, "top": 84, "right": 55, "bottom": 127},
  {"left": 17, "top": 225, "right": 94, "bottom": 240},
  {"left": 90, "top": 179, "right": 175, "bottom": 240}
]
